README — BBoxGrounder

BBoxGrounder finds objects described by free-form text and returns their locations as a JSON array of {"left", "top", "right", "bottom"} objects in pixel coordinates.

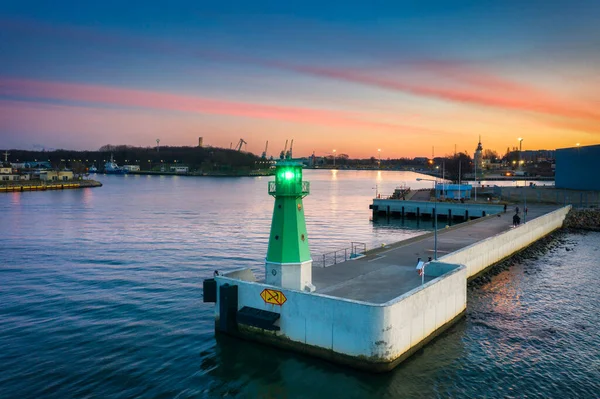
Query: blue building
[
  {"left": 555, "top": 144, "right": 600, "bottom": 191},
  {"left": 436, "top": 183, "right": 472, "bottom": 200}
]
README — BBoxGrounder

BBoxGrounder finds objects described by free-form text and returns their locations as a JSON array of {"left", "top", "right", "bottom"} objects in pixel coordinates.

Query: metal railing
[
  {"left": 268, "top": 181, "right": 310, "bottom": 197},
  {"left": 313, "top": 242, "right": 367, "bottom": 268}
]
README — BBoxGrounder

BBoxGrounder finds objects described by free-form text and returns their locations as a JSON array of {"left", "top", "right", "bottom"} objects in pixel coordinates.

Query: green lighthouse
[{"left": 266, "top": 160, "right": 314, "bottom": 291}]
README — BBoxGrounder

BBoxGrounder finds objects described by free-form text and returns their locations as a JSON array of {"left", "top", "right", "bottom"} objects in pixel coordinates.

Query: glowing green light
[{"left": 284, "top": 170, "right": 295, "bottom": 180}]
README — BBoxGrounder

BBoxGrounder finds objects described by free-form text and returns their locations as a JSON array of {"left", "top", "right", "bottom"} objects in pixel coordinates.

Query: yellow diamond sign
[{"left": 260, "top": 289, "right": 287, "bottom": 306}]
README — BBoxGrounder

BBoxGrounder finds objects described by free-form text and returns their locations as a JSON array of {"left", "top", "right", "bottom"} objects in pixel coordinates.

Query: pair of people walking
[
  {"left": 513, "top": 213, "right": 521, "bottom": 227},
  {"left": 512, "top": 206, "right": 528, "bottom": 226}
]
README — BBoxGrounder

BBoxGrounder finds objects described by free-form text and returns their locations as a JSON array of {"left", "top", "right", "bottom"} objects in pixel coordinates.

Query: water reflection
[
  {"left": 10, "top": 191, "right": 21, "bottom": 205},
  {"left": 1, "top": 171, "right": 594, "bottom": 399},
  {"left": 81, "top": 186, "right": 94, "bottom": 208},
  {"left": 205, "top": 321, "right": 467, "bottom": 399}
]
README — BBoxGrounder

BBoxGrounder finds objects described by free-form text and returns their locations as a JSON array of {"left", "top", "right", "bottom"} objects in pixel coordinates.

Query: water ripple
[{"left": 0, "top": 172, "right": 598, "bottom": 398}]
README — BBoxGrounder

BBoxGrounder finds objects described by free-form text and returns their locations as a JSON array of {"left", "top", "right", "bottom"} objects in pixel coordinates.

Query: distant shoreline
[{"left": 117, "top": 170, "right": 274, "bottom": 177}]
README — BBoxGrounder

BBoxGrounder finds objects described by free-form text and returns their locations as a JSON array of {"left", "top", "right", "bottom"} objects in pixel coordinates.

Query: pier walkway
[{"left": 313, "top": 204, "right": 560, "bottom": 303}]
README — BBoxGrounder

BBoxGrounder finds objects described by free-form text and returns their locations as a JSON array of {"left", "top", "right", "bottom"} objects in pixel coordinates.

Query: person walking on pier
[{"left": 516, "top": 206, "right": 520, "bottom": 215}]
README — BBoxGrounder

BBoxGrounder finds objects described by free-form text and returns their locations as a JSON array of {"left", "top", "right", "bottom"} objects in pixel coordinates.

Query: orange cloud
[{"left": 268, "top": 61, "right": 600, "bottom": 122}]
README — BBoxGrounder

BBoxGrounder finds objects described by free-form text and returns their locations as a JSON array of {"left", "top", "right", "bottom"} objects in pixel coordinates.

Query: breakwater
[{"left": 563, "top": 208, "right": 600, "bottom": 231}]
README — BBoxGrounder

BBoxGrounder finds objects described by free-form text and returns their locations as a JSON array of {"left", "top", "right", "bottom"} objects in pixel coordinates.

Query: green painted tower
[{"left": 265, "top": 160, "right": 314, "bottom": 291}]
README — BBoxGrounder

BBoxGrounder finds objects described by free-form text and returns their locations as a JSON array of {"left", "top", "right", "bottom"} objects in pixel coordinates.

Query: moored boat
[{"left": 104, "top": 155, "right": 127, "bottom": 174}]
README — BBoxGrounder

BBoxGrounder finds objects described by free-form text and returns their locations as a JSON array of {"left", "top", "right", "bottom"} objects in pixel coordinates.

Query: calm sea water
[{"left": 0, "top": 171, "right": 598, "bottom": 398}]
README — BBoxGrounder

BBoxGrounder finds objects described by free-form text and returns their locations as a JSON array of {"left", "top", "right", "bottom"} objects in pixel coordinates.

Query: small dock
[
  {"left": 370, "top": 198, "right": 504, "bottom": 221},
  {"left": 0, "top": 180, "right": 102, "bottom": 192}
]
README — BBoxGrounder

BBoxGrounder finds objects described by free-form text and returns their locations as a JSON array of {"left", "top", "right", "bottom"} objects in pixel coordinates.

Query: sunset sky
[{"left": 1, "top": 1, "right": 599, "bottom": 158}]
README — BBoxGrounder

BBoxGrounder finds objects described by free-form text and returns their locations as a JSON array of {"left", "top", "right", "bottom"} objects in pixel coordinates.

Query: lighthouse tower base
[{"left": 266, "top": 260, "right": 315, "bottom": 292}]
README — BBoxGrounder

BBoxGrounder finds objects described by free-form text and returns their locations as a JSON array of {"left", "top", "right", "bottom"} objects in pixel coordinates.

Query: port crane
[
  {"left": 235, "top": 138, "right": 247, "bottom": 152},
  {"left": 285, "top": 139, "right": 294, "bottom": 159},
  {"left": 279, "top": 139, "right": 288, "bottom": 159}
]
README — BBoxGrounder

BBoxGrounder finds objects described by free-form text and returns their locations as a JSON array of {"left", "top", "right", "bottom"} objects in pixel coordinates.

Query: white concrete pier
[
  {"left": 213, "top": 259, "right": 466, "bottom": 372},
  {"left": 203, "top": 160, "right": 571, "bottom": 372},
  {"left": 205, "top": 204, "right": 571, "bottom": 371}
]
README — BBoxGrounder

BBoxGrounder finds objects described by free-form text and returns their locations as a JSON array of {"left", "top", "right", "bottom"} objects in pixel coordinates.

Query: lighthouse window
[{"left": 275, "top": 235, "right": 279, "bottom": 240}]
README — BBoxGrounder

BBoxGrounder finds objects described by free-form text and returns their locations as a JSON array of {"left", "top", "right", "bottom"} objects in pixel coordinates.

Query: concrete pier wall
[
  {"left": 379, "top": 264, "right": 466, "bottom": 367},
  {"left": 215, "top": 262, "right": 466, "bottom": 371},
  {"left": 439, "top": 206, "right": 571, "bottom": 278}
]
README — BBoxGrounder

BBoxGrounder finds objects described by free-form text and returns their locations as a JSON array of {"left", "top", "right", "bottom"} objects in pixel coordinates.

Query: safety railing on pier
[{"left": 313, "top": 242, "right": 367, "bottom": 268}]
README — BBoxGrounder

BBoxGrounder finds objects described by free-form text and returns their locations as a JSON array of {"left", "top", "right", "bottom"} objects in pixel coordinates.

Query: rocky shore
[{"left": 563, "top": 208, "right": 600, "bottom": 231}]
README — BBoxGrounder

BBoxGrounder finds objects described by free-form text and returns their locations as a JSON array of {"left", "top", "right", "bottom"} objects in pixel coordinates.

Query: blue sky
[{"left": 1, "top": 0, "right": 599, "bottom": 156}]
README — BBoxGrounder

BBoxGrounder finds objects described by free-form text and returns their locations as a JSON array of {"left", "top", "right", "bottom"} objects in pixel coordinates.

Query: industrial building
[{"left": 555, "top": 144, "right": 600, "bottom": 191}]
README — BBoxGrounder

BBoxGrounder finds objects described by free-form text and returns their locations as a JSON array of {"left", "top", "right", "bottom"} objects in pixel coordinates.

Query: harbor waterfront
[{"left": 1, "top": 170, "right": 598, "bottom": 397}]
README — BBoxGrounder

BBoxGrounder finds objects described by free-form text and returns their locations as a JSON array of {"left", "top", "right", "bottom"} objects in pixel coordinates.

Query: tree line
[{"left": 6, "top": 145, "right": 264, "bottom": 173}]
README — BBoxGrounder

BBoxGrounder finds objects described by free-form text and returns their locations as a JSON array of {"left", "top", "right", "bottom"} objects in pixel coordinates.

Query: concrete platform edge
[{"left": 216, "top": 308, "right": 466, "bottom": 373}]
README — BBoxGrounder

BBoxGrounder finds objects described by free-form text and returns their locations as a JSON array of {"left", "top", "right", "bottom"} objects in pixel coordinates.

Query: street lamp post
[
  {"left": 417, "top": 177, "right": 437, "bottom": 260},
  {"left": 524, "top": 189, "right": 527, "bottom": 224},
  {"left": 333, "top": 149, "right": 336, "bottom": 167},
  {"left": 474, "top": 159, "right": 477, "bottom": 202},
  {"left": 517, "top": 137, "right": 527, "bottom": 221},
  {"left": 378, "top": 148, "right": 381, "bottom": 169}
]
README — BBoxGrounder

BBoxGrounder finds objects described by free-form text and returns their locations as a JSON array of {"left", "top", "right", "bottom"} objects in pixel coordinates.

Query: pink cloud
[
  {"left": 6, "top": 17, "right": 596, "bottom": 124},
  {"left": 0, "top": 78, "right": 385, "bottom": 129},
  {"left": 0, "top": 78, "right": 455, "bottom": 139}
]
